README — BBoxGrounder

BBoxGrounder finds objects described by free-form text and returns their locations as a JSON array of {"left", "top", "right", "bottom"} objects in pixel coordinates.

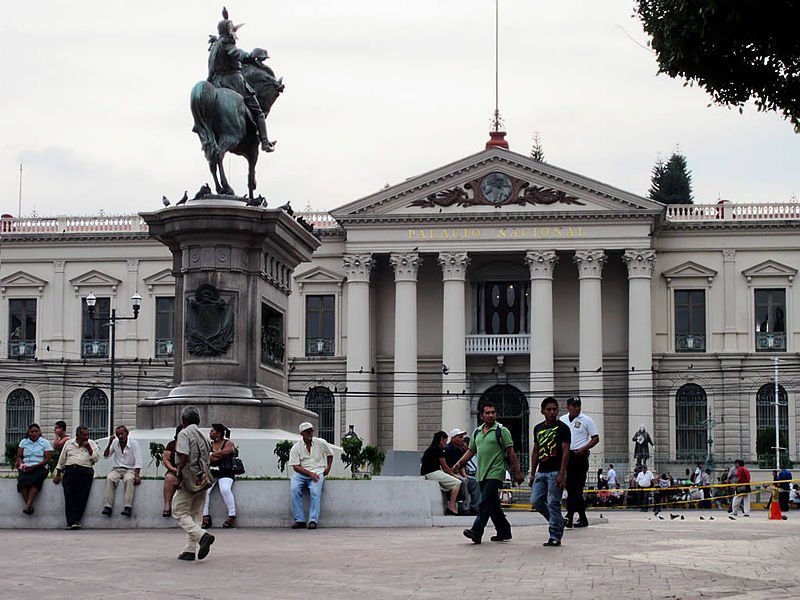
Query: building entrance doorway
[{"left": 477, "top": 384, "right": 529, "bottom": 474}]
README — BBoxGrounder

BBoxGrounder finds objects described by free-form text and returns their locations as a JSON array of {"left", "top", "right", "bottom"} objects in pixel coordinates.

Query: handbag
[
  {"left": 231, "top": 456, "right": 246, "bottom": 476},
  {"left": 216, "top": 440, "right": 245, "bottom": 475}
]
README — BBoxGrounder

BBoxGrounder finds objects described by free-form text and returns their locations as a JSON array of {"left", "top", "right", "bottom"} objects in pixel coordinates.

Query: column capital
[
  {"left": 623, "top": 249, "right": 656, "bottom": 279},
  {"left": 438, "top": 252, "right": 470, "bottom": 281},
  {"left": 342, "top": 253, "right": 374, "bottom": 283},
  {"left": 389, "top": 252, "right": 421, "bottom": 282},
  {"left": 573, "top": 250, "right": 606, "bottom": 279},
  {"left": 525, "top": 250, "right": 558, "bottom": 280},
  {"left": 722, "top": 249, "right": 736, "bottom": 261}
]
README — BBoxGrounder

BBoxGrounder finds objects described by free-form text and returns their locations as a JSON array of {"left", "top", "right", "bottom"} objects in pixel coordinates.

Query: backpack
[{"left": 472, "top": 423, "right": 511, "bottom": 470}]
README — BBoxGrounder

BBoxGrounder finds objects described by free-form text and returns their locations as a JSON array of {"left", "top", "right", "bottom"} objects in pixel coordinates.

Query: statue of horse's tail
[{"left": 190, "top": 81, "right": 220, "bottom": 164}]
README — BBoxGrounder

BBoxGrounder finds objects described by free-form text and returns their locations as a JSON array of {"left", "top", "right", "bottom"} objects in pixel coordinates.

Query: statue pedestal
[{"left": 137, "top": 199, "right": 319, "bottom": 430}]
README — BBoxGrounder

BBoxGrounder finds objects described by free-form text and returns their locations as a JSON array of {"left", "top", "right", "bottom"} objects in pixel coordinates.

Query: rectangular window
[
  {"left": 155, "top": 297, "right": 175, "bottom": 357},
  {"left": 82, "top": 297, "right": 110, "bottom": 358},
  {"left": 261, "top": 303, "right": 285, "bottom": 369},
  {"left": 674, "top": 290, "right": 706, "bottom": 352},
  {"left": 8, "top": 298, "right": 37, "bottom": 358},
  {"left": 755, "top": 289, "right": 786, "bottom": 352},
  {"left": 305, "top": 295, "right": 335, "bottom": 356}
]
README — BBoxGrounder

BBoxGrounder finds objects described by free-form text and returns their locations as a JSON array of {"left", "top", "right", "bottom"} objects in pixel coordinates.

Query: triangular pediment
[
  {"left": 0, "top": 271, "right": 48, "bottom": 289},
  {"left": 143, "top": 268, "right": 175, "bottom": 287},
  {"left": 295, "top": 266, "right": 344, "bottom": 285},
  {"left": 662, "top": 261, "right": 718, "bottom": 282},
  {"left": 331, "top": 147, "right": 663, "bottom": 222},
  {"left": 69, "top": 270, "right": 122, "bottom": 288},
  {"left": 742, "top": 260, "right": 797, "bottom": 281}
]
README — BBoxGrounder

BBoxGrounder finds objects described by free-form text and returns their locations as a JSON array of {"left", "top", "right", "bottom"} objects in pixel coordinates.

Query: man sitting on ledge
[
  {"left": 102, "top": 425, "right": 142, "bottom": 517},
  {"left": 288, "top": 422, "right": 333, "bottom": 530}
]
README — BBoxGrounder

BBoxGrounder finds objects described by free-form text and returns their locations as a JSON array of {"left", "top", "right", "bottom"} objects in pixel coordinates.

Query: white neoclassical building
[{"left": 2, "top": 144, "right": 799, "bottom": 475}]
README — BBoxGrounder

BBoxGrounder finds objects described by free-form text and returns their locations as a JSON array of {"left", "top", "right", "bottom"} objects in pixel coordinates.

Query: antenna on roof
[
  {"left": 486, "top": 0, "right": 508, "bottom": 150},
  {"left": 18, "top": 163, "right": 23, "bottom": 217}
]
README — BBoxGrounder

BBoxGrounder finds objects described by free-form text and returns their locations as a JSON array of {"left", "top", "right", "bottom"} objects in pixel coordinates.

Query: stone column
[
  {"left": 573, "top": 250, "right": 606, "bottom": 457},
  {"left": 722, "top": 249, "right": 737, "bottom": 351},
  {"left": 343, "top": 253, "right": 375, "bottom": 443},
  {"left": 525, "top": 251, "right": 558, "bottom": 407},
  {"left": 623, "top": 249, "right": 656, "bottom": 452},
  {"left": 390, "top": 252, "right": 421, "bottom": 451},
  {"left": 438, "top": 252, "right": 470, "bottom": 430}
]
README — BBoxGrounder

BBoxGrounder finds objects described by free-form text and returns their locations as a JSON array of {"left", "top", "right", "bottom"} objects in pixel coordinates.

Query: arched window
[
  {"left": 6, "top": 389, "right": 34, "bottom": 446},
  {"left": 478, "top": 385, "right": 529, "bottom": 473},
  {"left": 675, "top": 383, "right": 707, "bottom": 461},
  {"left": 79, "top": 388, "right": 108, "bottom": 439},
  {"left": 305, "top": 386, "right": 335, "bottom": 443},
  {"left": 756, "top": 383, "right": 788, "bottom": 468}
]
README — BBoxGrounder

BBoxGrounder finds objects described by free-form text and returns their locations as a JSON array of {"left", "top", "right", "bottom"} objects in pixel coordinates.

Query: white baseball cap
[
  {"left": 298, "top": 422, "right": 314, "bottom": 433},
  {"left": 449, "top": 428, "right": 466, "bottom": 438}
]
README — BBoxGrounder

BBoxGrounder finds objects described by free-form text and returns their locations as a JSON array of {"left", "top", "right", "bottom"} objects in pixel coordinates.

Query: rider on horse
[{"left": 208, "top": 10, "right": 276, "bottom": 153}]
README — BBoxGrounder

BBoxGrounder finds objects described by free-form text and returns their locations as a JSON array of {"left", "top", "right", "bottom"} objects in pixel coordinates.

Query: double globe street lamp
[{"left": 86, "top": 291, "right": 142, "bottom": 437}]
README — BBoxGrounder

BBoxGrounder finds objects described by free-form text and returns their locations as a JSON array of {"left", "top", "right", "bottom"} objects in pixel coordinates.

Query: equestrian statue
[{"left": 190, "top": 7, "right": 284, "bottom": 204}]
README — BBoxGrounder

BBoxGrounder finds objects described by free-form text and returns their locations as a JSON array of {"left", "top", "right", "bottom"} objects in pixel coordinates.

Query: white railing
[
  {"left": 665, "top": 202, "right": 800, "bottom": 222},
  {"left": 1, "top": 215, "right": 149, "bottom": 234},
  {"left": 465, "top": 334, "right": 530, "bottom": 355},
  {"left": 296, "top": 211, "right": 339, "bottom": 230}
]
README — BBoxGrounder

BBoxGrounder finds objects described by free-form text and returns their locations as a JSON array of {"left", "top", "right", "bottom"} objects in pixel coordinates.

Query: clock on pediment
[{"left": 479, "top": 172, "right": 513, "bottom": 204}]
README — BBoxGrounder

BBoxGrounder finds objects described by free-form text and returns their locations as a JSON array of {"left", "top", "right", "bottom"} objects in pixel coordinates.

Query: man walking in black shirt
[{"left": 530, "top": 397, "right": 571, "bottom": 547}]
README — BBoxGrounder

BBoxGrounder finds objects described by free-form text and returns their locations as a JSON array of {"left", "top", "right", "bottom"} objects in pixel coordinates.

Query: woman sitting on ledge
[
  {"left": 16, "top": 423, "right": 53, "bottom": 516},
  {"left": 202, "top": 423, "right": 237, "bottom": 529},
  {"left": 421, "top": 431, "right": 462, "bottom": 515}
]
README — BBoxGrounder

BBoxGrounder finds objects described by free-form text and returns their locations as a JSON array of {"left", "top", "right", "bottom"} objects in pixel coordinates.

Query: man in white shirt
[
  {"left": 607, "top": 464, "right": 618, "bottom": 489},
  {"left": 288, "top": 422, "right": 333, "bottom": 530},
  {"left": 559, "top": 397, "right": 599, "bottom": 528},
  {"left": 101, "top": 425, "right": 142, "bottom": 517},
  {"left": 636, "top": 464, "right": 655, "bottom": 512}
]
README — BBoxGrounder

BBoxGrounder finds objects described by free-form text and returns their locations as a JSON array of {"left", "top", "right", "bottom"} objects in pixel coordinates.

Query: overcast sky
[{"left": 2, "top": 1, "right": 798, "bottom": 217}]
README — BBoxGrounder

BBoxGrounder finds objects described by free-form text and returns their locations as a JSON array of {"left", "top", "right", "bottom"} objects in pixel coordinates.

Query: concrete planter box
[{"left": 0, "top": 476, "right": 444, "bottom": 529}]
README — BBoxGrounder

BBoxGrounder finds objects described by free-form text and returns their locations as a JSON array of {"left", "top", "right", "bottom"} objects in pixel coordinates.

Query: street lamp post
[{"left": 86, "top": 291, "right": 142, "bottom": 437}]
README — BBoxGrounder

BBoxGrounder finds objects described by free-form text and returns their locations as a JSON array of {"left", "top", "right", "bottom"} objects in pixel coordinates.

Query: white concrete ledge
[{"left": 0, "top": 476, "right": 445, "bottom": 529}]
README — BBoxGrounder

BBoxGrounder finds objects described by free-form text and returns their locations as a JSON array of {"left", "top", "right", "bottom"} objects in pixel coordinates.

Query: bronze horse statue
[{"left": 190, "top": 56, "right": 283, "bottom": 203}]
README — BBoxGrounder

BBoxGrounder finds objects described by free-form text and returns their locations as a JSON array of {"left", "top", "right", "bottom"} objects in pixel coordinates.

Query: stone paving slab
[{"left": 2, "top": 510, "right": 798, "bottom": 600}]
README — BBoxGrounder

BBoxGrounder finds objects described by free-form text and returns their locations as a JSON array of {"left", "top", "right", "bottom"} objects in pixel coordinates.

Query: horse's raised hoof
[{"left": 262, "top": 140, "right": 276, "bottom": 153}]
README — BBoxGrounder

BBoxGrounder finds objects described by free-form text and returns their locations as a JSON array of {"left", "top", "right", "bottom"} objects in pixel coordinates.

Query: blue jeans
[
  {"left": 291, "top": 472, "right": 325, "bottom": 524},
  {"left": 471, "top": 478, "right": 511, "bottom": 539},
  {"left": 532, "top": 471, "right": 564, "bottom": 542}
]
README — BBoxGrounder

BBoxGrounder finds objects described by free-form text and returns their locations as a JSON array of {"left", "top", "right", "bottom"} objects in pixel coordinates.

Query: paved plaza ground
[{"left": 2, "top": 509, "right": 798, "bottom": 599}]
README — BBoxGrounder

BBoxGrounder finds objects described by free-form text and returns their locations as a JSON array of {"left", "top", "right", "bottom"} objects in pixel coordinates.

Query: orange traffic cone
[{"left": 769, "top": 490, "right": 783, "bottom": 521}]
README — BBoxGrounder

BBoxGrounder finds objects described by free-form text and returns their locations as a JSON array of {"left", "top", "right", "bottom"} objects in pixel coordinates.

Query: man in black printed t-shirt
[{"left": 530, "top": 396, "right": 571, "bottom": 547}]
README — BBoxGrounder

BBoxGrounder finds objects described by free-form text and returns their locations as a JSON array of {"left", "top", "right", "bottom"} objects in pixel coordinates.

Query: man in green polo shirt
[{"left": 452, "top": 401, "right": 523, "bottom": 544}]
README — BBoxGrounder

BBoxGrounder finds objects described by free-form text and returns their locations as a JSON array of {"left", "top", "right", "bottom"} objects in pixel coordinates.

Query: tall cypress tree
[
  {"left": 530, "top": 132, "right": 545, "bottom": 162},
  {"left": 649, "top": 151, "right": 693, "bottom": 204}
]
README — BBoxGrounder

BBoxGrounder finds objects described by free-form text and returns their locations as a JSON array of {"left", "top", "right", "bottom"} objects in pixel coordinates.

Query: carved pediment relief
[
  {"left": 294, "top": 266, "right": 344, "bottom": 285},
  {"left": 742, "top": 260, "right": 797, "bottom": 283},
  {"left": 409, "top": 173, "right": 585, "bottom": 209},
  {"left": 662, "top": 261, "right": 718, "bottom": 284},
  {"left": 142, "top": 268, "right": 176, "bottom": 294}
]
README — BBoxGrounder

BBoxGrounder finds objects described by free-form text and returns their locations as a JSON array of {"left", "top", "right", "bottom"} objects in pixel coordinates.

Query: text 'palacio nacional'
[{"left": 2, "top": 143, "right": 799, "bottom": 474}]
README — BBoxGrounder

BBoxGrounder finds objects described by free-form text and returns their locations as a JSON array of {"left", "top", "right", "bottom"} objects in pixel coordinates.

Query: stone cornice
[
  {"left": 389, "top": 252, "right": 421, "bottom": 282},
  {"left": 334, "top": 210, "right": 661, "bottom": 227}
]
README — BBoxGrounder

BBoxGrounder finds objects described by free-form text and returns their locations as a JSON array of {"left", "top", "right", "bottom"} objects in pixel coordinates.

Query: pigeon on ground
[
  {"left": 657, "top": 515, "right": 664, "bottom": 520},
  {"left": 670, "top": 514, "right": 679, "bottom": 520},
  {"left": 176, "top": 190, "right": 188, "bottom": 205},
  {"left": 162, "top": 195, "right": 170, "bottom": 206}
]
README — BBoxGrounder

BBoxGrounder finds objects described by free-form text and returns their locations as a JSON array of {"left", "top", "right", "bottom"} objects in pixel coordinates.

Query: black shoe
[
  {"left": 201, "top": 516, "right": 212, "bottom": 529},
  {"left": 543, "top": 538, "right": 561, "bottom": 547},
  {"left": 121, "top": 507, "right": 132, "bottom": 517},
  {"left": 574, "top": 519, "right": 589, "bottom": 528},
  {"left": 308, "top": 522, "right": 318, "bottom": 530},
  {"left": 291, "top": 521, "right": 307, "bottom": 529},
  {"left": 197, "top": 533, "right": 215, "bottom": 560},
  {"left": 177, "top": 552, "right": 195, "bottom": 561},
  {"left": 101, "top": 506, "right": 112, "bottom": 516},
  {"left": 729, "top": 515, "right": 736, "bottom": 520},
  {"left": 462, "top": 529, "right": 482, "bottom": 544},
  {"left": 69, "top": 522, "right": 82, "bottom": 530},
  {"left": 490, "top": 535, "right": 512, "bottom": 542}
]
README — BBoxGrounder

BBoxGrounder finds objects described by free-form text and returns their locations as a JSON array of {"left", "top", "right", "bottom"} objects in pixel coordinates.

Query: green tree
[
  {"left": 530, "top": 131, "right": 545, "bottom": 162},
  {"left": 649, "top": 151, "right": 693, "bottom": 204},
  {"left": 636, "top": 1, "right": 800, "bottom": 129}
]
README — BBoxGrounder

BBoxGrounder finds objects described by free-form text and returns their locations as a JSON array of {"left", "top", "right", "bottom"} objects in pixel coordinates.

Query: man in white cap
[
  {"left": 288, "top": 422, "right": 333, "bottom": 529},
  {"left": 444, "top": 428, "right": 481, "bottom": 514}
]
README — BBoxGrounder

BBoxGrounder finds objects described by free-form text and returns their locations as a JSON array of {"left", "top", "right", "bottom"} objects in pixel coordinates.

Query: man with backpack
[{"left": 451, "top": 402, "right": 523, "bottom": 544}]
